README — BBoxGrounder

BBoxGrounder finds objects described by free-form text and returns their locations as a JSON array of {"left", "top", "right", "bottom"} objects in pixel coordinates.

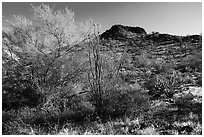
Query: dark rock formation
[
  {"left": 100, "top": 24, "right": 201, "bottom": 46},
  {"left": 100, "top": 24, "right": 147, "bottom": 40}
]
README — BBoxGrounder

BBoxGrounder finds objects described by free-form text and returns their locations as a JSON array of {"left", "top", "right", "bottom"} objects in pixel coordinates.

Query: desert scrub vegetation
[
  {"left": 2, "top": 4, "right": 149, "bottom": 134},
  {"left": 144, "top": 69, "right": 186, "bottom": 99},
  {"left": 2, "top": 4, "right": 202, "bottom": 135}
]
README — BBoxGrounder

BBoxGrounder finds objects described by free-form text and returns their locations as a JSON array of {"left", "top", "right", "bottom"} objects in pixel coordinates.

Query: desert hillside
[{"left": 2, "top": 4, "right": 202, "bottom": 135}]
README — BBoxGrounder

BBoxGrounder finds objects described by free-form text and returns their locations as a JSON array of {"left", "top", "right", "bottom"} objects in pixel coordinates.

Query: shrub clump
[
  {"left": 144, "top": 70, "right": 185, "bottom": 99},
  {"left": 101, "top": 87, "right": 150, "bottom": 119}
]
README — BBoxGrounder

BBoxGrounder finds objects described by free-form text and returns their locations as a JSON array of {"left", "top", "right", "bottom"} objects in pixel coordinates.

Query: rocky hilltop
[
  {"left": 100, "top": 24, "right": 201, "bottom": 45},
  {"left": 100, "top": 24, "right": 146, "bottom": 40}
]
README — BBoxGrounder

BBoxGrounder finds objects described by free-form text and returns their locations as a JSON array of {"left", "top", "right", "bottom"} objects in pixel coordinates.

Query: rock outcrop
[{"left": 100, "top": 24, "right": 146, "bottom": 40}]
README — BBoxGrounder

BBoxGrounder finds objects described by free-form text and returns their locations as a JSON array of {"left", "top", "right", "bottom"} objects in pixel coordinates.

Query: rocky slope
[
  {"left": 100, "top": 24, "right": 202, "bottom": 64},
  {"left": 100, "top": 24, "right": 202, "bottom": 92}
]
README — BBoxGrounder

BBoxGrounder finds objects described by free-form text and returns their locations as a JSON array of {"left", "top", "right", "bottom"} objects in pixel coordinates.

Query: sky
[{"left": 2, "top": 2, "right": 202, "bottom": 36}]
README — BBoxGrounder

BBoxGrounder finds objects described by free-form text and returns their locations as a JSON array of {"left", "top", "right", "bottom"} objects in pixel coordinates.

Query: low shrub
[
  {"left": 144, "top": 70, "right": 185, "bottom": 99},
  {"left": 195, "top": 74, "right": 202, "bottom": 86},
  {"left": 102, "top": 87, "right": 150, "bottom": 118},
  {"left": 133, "top": 51, "right": 175, "bottom": 75},
  {"left": 138, "top": 126, "right": 159, "bottom": 135},
  {"left": 2, "top": 87, "right": 42, "bottom": 111},
  {"left": 133, "top": 51, "right": 152, "bottom": 68},
  {"left": 177, "top": 52, "right": 202, "bottom": 73}
]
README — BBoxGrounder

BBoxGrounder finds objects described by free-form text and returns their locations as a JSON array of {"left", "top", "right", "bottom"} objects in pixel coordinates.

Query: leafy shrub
[
  {"left": 177, "top": 52, "right": 202, "bottom": 72},
  {"left": 151, "top": 59, "right": 176, "bottom": 74},
  {"left": 195, "top": 74, "right": 202, "bottom": 86},
  {"left": 145, "top": 70, "right": 184, "bottom": 99},
  {"left": 133, "top": 51, "right": 175, "bottom": 75},
  {"left": 2, "top": 86, "right": 42, "bottom": 111},
  {"left": 42, "top": 86, "right": 88, "bottom": 113},
  {"left": 102, "top": 87, "right": 150, "bottom": 118},
  {"left": 133, "top": 51, "right": 152, "bottom": 68}
]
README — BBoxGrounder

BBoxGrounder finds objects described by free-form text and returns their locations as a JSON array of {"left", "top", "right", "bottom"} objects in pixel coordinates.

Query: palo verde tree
[{"left": 2, "top": 4, "right": 93, "bottom": 110}]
